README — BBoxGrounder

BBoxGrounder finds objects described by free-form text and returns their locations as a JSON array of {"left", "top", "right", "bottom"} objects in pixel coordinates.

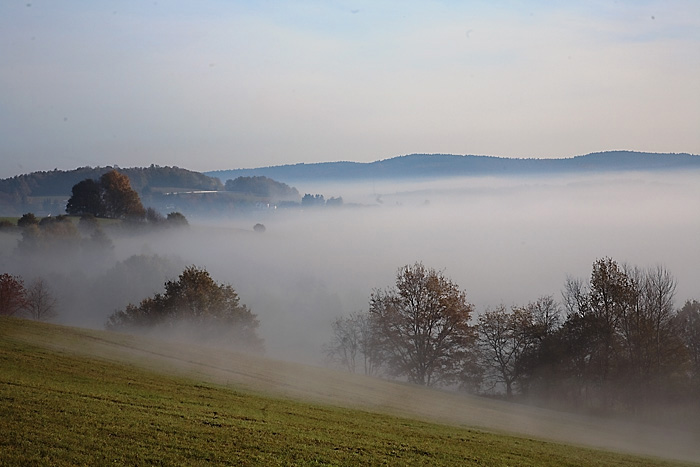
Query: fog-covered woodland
[{"left": 2, "top": 168, "right": 700, "bottom": 423}]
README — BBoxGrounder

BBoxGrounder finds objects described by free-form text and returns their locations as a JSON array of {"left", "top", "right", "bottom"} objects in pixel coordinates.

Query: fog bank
[
  {"left": 115, "top": 170, "right": 700, "bottom": 363},
  {"left": 2, "top": 170, "right": 698, "bottom": 364}
]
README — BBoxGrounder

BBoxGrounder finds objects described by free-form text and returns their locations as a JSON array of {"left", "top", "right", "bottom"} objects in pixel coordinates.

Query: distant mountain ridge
[{"left": 207, "top": 151, "right": 700, "bottom": 183}]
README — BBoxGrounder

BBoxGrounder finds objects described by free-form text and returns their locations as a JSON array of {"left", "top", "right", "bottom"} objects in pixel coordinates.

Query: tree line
[
  {"left": 325, "top": 260, "right": 700, "bottom": 416},
  {"left": 0, "top": 163, "right": 345, "bottom": 218},
  {"left": 0, "top": 170, "right": 189, "bottom": 267},
  {"left": 11, "top": 165, "right": 223, "bottom": 197},
  {"left": 301, "top": 193, "right": 344, "bottom": 207},
  {"left": 224, "top": 176, "right": 299, "bottom": 202},
  {"left": 65, "top": 169, "right": 186, "bottom": 227},
  {"left": 1, "top": 264, "right": 264, "bottom": 353}
]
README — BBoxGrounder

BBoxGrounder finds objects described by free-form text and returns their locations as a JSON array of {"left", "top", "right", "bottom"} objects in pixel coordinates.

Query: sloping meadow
[{"left": 1, "top": 317, "right": 698, "bottom": 465}]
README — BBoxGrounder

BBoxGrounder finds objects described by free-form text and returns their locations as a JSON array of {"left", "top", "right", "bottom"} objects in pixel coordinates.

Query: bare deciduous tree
[
  {"left": 324, "top": 311, "right": 380, "bottom": 375},
  {"left": 559, "top": 259, "right": 687, "bottom": 410},
  {"left": 25, "top": 279, "right": 58, "bottom": 321},
  {"left": 528, "top": 295, "right": 561, "bottom": 339},
  {"left": 369, "top": 262, "right": 476, "bottom": 387},
  {"left": 477, "top": 305, "right": 534, "bottom": 398}
]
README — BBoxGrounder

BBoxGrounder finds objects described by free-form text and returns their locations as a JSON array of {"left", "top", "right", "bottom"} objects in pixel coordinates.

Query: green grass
[{"left": 1, "top": 317, "right": 696, "bottom": 466}]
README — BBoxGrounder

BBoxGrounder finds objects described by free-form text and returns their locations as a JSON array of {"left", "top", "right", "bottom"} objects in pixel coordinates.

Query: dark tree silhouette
[
  {"left": 676, "top": 300, "right": 700, "bottom": 390},
  {"left": 301, "top": 193, "right": 325, "bottom": 207},
  {"left": 66, "top": 179, "right": 105, "bottom": 217},
  {"left": 145, "top": 207, "right": 165, "bottom": 224},
  {"left": 166, "top": 212, "right": 188, "bottom": 227},
  {"left": 17, "top": 212, "right": 39, "bottom": 228}
]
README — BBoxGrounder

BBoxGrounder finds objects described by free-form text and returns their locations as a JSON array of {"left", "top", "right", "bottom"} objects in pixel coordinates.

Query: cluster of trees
[
  {"left": 126, "top": 165, "right": 223, "bottom": 192},
  {"left": 1, "top": 252, "right": 189, "bottom": 328},
  {"left": 146, "top": 180, "right": 305, "bottom": 216},
  {"left": 326, "top": 259, "right": 700, "bottom": 415},
  {"left": 301, "top": 194, "right": 343, "bottom": 207},
  {"left": 66, "top": 170, "right": 146, "bottom": 220},
  {"left": 13, "top": 213, "right": 113, "bottom": 259},
  {"left": 0, "top": 163, "right": 351, "bottom": 217},
  {"left": 150, "top": 189, "right": 344, "bottom": 216},
  {"left": 223, "top": 177, "right": 345, "bottom": 210},
  {"left": 225, "top": 176, "right": 300, "bottom": 202},
  {"left": 107, "top": 266, "right": 263, "bottom": 352},
  {"left": 65, "top": 170, "right": 188, "bottom": 228},
  {"left": 0, "top": 165, "right": 223, "bottom": 216},
  {"left": 3, "top": 205, "right": 187, "bottom": 301},
  {"left": 2, "top": 256, "right": 259, "bottom": 354},
  {"left": 0, "top": 273, "right": 57, "bottom": 321},
  {"left": 144, "top": 209, "right": 189, "bottom": 228},
  {"left": 526, "top": 259, "right": 698, "bottom": 412}
]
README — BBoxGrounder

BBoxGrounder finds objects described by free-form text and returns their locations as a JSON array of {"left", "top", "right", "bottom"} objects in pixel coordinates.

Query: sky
[{"left": 1, "top": 0, "right": 699, "bottom": 178}]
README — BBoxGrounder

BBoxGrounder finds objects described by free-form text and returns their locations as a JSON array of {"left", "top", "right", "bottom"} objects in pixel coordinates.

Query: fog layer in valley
[
  {"left": 210, "top": 171, "right": 700, "bottom": 363},
  {"left": 2, "top": 171, "right": 699, "bottom": 364}
]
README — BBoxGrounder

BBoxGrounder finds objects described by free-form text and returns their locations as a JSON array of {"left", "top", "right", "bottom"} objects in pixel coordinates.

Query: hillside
[
  {"left": 0, "top": 165, "right": 223, "bottom": 199},
  {"left": 1, "top": 317, "right": 698, "bottom": 464},
  {"left": 207, "top": 151, "right": 700, "bottom": 183},
  {"left": 0, "top": 165, "right": 226, "bottom": 216}
]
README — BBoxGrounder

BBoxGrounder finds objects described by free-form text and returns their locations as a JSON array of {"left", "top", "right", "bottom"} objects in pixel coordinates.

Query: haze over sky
[{"left": 1, "top": 1, "right": 699, "bottom": 178}]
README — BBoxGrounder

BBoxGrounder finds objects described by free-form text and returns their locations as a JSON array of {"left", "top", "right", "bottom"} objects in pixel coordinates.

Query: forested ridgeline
[
  {"left": 0, "top": 165, "right": 223, "bottom": 198},
  {"left": 0, "top": 166, "right": 222, "bottom": 216},
  {"left": 0, "top": 165, "right": 307, "bottom": 216}
]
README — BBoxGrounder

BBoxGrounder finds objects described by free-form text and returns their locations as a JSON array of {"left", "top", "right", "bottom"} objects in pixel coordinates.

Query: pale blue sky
[{"left": 1, "top": 0, "right": 699, "bottom": 177}]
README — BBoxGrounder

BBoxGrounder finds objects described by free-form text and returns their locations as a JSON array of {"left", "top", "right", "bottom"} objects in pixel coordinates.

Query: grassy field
[{"left": 1, "top": 317, "right": 697, "bottom": 466}]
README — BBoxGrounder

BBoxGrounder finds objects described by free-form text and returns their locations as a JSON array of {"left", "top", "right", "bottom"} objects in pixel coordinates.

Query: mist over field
[
  {"left": 209, "top": 171, "right": 700, "bottom": 362},
  {"left": 4, "top": 170, "right": 693, "bottom": 364},
  {"left": 3, "top": 168, "right": 700, "bottom": 462},
  {"left": 3, "top": 0, "right": 700, "bottom": 462}
]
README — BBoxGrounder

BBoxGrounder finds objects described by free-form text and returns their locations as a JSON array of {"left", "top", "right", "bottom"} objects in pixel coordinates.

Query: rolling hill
[
  {"left": 1, "top": 317, "right": 698, "bottom": 465},
  {"left": 0, "top": 165, "right": 226, "bottom": 216},
  {"left": 207, "top": 151, "right": 700, "bottom": 184},
  {"left": 0, "top": 165, "right": 223, "bottom": 199}
]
